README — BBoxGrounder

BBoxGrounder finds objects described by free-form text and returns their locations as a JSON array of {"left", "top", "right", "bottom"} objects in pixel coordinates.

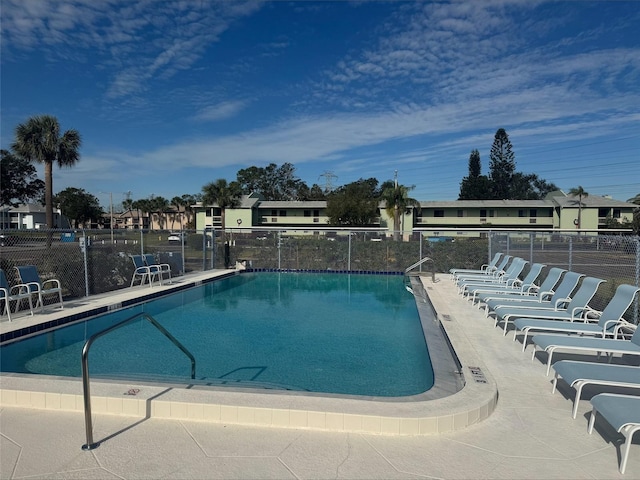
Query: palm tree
[
  {"left": 170, "top": 196, "right": 185, "bottom": 230},
  {"left": 12, "top": 115, "right": 81, "bottom": 228},
  {"left": 380, "top": 178, "right": 420, "bottom": 241},
  {"left": 568, "top": 186, "right": 589, "bottom": 231},
  {"left": 151, "top": 196, "right": 170, "bottom": 229},
  {"left": 202, "top": 179, "right": 242, "bottom": 245}
]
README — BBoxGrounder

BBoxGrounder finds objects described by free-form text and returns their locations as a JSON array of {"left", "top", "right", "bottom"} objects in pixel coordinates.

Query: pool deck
[{"left": 1, "top": 271, "right": 639, "bottom": 478}]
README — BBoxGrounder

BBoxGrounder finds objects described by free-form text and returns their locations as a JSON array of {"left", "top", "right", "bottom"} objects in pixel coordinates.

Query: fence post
[
  {"left": 82, "top": 230, "right": 90, "bottom": 297},
  {"left": 348, "top": 231, "right": 351, "bottom": 271},
  {"left": 419, "top": 233, "right": 423, "bottom": 273},
  {"left": 530, "top": 233, "right": 534, "bottom": 263},
  {"left": 568, "top": 236, "right": 573, "bottom": 271},
  {"left": 506, "top": 233, "right": 510, "bottom": 255},
  {"left": 635, "top": 237, "right": 639, "bottom": 324}
]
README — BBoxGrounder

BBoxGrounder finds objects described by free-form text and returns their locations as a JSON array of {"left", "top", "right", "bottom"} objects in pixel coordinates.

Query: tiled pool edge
[{"left": 0, "top": 273, "right": 498, "bottom": 435}]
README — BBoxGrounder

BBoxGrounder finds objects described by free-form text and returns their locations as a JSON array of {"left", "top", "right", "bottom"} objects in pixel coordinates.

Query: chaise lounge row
[{"left": 450, "top": 254, "right": 640, "bottom": 474}]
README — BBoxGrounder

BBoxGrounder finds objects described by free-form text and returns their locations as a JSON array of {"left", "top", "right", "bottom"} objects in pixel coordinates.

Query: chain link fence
[{"left": 1, "top": 228, "right": 638, "bottom": 323}]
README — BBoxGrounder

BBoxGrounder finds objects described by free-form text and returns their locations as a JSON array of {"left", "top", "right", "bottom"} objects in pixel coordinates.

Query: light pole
[{"left": 99, "top": 192, "right": 114, "bottom": 244}]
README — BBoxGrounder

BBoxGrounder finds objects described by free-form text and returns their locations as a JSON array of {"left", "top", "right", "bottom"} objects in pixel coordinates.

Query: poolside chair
[
  {"left": 449, "top": 252, "right": 503, "bottom": 280},
  {"left": 551, "top": 360, "right": 640, "bottom": 419},
  {"left": 493, "top": 276, "right": 603, "bottom": 335},
  {"left": 467, "top": 263, "right": 545, "bottom": 305},
  {"left": 457, "top": 258, "right": 527, "bottom": 295},
  {"left": 452, "top": 255, "right": 512, "bottom": 284},
  {"left": 588, "top": 393, "right": 640, "bottom": 474},
  {"left": 531, "top": 324, "right": 640, "bottom": 376},
  {"left": 513, "top": 284, "right": 640, "bottom": 351},
  {"left": 486, "top": 271, "right": 583, "bottom": 320},
  {"left": 130, "top": 254, "right": 158, "bottom": 287},
  {"left": 15, "top": 265, "right": 63, "bottom": 312},
  {"left": 143, "top": 254, "right": 172, "bottom": 285},
  {"left": 0, "top": 269, "right": 34, "bottom": 321},
  {"left": 480, "top": 267, "right": 565, "bottom": 314}
]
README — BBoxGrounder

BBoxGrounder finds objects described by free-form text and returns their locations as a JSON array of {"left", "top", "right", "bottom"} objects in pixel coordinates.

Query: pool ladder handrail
[
  {"left": 405, "top": 256, "right": 436, "bottom": 283},
  {"left": 81, "top": 312, "right": 196, "bottom": 451}
]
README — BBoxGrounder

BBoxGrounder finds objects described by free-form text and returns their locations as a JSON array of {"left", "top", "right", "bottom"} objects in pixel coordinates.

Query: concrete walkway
[{"left": 1, "top": 274, "right": 638, "bottom": 479}]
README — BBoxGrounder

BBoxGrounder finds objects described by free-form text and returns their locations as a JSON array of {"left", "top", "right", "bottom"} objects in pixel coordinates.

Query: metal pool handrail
[
  {"left": 81, "top": 312, "right": 196, "bottom": 450},
  {"left": 405, "top": 256, "right": 436, "bottom": 282}
]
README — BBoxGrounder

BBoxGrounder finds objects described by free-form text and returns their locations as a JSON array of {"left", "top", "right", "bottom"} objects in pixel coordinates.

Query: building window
[
  {"left": 518, "top": 209, "right": 525, "bottom": 217},
  {"left": 434, "top": 210, "right": 445, "bottom": 217},
  {"left": 530, "top": 209, "right": 537, "bottom": 218},
  {"left": 271, "top": 209, "right": 277, "bottom": 216},
  {"left": 279, "top": 210, "right": 287, "bottom": 217},
  {"left": 489, "top": 209, "right": 495, "bottom": 217},
  {"left": 457, "top": 209, "right": 463, "bottom": 217},
  {"left": 304, "top": 210, "right": 311, "bottom": 217},
  {"left": 480, "top": 209, "right": 487, "bottom": 218},
  {"left": 613, "top": 209, "right": 621, "bottom": 219},
  {"left": 598, "top": 208, "right": 608, "bottom": 218},
  {"left": 313, "top": 210, "right": 320, "bottom": 217}
]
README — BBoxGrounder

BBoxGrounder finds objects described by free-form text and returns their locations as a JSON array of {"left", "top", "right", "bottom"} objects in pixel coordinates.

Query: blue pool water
[{"left": 1, "top": 273, "right": 434, "bottom": 397}]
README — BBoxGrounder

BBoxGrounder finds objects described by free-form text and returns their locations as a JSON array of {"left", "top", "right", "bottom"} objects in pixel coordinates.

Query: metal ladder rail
[
  {"left": 405, "top": 256, "right": 436, "bottom": 282},
  {"left": 81, "top": 312, "right": 196, "bottom": 450}
]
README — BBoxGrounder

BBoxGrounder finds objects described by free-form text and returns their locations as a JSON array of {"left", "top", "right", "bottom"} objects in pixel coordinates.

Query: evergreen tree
[
  {"left": 458, "top": 149, "right": 491, "bottom": 200},
  {"left": 488, "top": 128, "right": 515, "bottom": 200}
]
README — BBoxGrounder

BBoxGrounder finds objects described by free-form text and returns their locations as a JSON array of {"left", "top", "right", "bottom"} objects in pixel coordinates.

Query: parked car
[{"left": 168, "top": 232, "right": 187, "bottom": 242}]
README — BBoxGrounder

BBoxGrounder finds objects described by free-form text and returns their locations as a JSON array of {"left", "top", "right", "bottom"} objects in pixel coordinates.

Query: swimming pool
[{"left": 1, "top": 273, "right": 434, "bottom": 397}]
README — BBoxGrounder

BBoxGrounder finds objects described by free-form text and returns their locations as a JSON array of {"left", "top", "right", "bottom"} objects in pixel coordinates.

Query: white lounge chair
[
  {"left": 531, "top": 324, "right": 640, "bottom": 376},
  {"left": 449, "top": 252, "right": 503, "bottom": 280},
  {"left": 143, "top": 254, "right": 172, "bottom": 285},
  {"left": 452, "top": 255, "right": 512, "bottom": 284},
  {"left": 588, "top": 393, "right": 640, "bottom": 474},
  {"left": 458, "top": 258, "right": 527, "bottom": 295},
  {"left": 479, "top": 267, "right": 565, "bottom": 313},
  {"left": 15, "top": 265, "right": 63, "bottom": 312},
  {"left": 468, "top": 263, "right": 545, "bottom": 305},
  {"left": 551, "top": 360, "right": 640, "bottom": 418},
  {"left": 493, "top": 275, "right": 601, "bottom": 335},
  {"left": 488, "top": 271, "right": 584, "bottom": 324},
  {"left": 0, "top": 269, "right": 34, "bottom": 321},
  {"left": 513, "top": 284, "right": 640, "bottom": 351}
]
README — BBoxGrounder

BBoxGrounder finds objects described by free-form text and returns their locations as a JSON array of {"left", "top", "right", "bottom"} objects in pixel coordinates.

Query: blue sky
[{"left": 1, "top": 0, "right": 639, "bottom": 210}]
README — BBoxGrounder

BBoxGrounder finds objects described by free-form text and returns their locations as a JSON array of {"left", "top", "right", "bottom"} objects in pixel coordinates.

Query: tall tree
[
  {"left": 326, "top": 178, "right": 380, "bottom": 226},
  {"left": 0, "top": 149, "right": 45, "bottom": 206},
  {"left": 11, "top": 115, "right": 81, "bottom": 228},
  {"left": 568, "top": 186, "right": 589, "bottom": 230},
  {"left": 236, "top": 163, "right": 309, "bottom": 200},
  {"left": 488, "top": 128, "right": 515, "bottom": 200},
  {"left": 380, "top": 179, "right": 420, "bottom": 241},
  {"left": 458, "top": 149, "right": 491, "bottom": 200},
  {"left": 53, "top": 187, "right": 103, "bottom": 228},
  {"left": 181, "top": 194, "right": 197, "bottom": 228},
  {"left": 202, "top": 179, "right": 242, "bottom": 243},
  {"left": 150, "top": 196, "right": 170, "bottom": 229}
]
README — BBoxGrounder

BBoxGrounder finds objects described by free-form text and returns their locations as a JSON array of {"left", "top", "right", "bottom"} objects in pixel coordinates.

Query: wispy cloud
[
  {"left": 1, "top": 0, "right": 263, "bottom": 99},
  {"left": 193, "top": 100, "right": 249, "bottom": 122}
]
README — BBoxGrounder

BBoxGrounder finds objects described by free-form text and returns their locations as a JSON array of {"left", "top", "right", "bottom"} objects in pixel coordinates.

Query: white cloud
[{"left": 193, "top": 101, "right": 249, "bottom": 122}]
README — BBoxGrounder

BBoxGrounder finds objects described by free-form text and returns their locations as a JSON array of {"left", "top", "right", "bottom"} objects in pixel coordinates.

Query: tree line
[
  {"left": 458, "top": 128, "right": 558, "bottom": 200},
  {"left": 2, "top": 115, "right": 639, "bottom": 234}
]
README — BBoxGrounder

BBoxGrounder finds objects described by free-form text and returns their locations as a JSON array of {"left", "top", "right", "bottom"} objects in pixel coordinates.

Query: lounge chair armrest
[
  {"left": 554, "top": 297, "right": 571, "bottom": 310},
  {"left": 10, "top": 283, "right": 31, "bottom": 295},
  {"left": 613, "top": 321, "right": 636, "bottom": 339},
  {"left": 22, "top": 281, "right": 41, "bottom": 293},
  {"left": 570, "top": 306, "right": 590, "bottom": 320},
  {"left": 539, "top": 290, "right": 554, "bottom": 301},
  {"left": 42, "top": 279, "right": 61, "bottom": 290}
]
